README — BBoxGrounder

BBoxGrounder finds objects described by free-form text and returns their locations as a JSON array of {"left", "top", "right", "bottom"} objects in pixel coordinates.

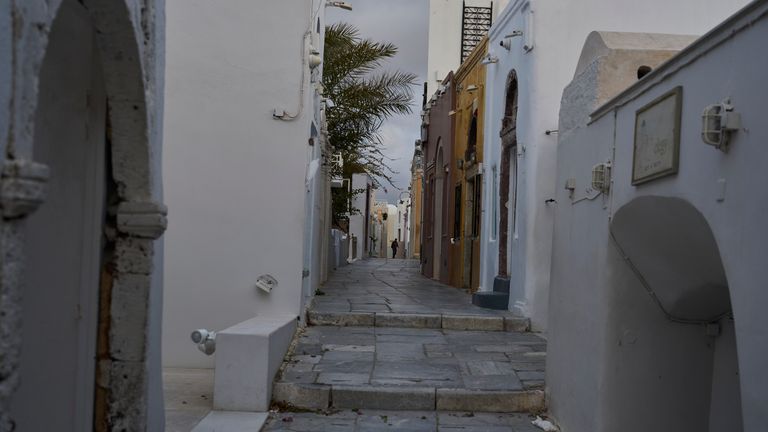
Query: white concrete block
[
  {"left": 191, "top": 411, "right": 268, "bottom": 432},
  {"left": 213, "top": 315, "right": 296, "bottom": 412}
]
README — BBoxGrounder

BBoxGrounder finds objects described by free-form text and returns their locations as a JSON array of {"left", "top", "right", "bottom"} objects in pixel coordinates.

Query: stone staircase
[
  {"left": 272, "top": 315, "right": 545, "bottom": 413},
  {"left": 272, "top": 259, "right": 546, "bottom": 414}
]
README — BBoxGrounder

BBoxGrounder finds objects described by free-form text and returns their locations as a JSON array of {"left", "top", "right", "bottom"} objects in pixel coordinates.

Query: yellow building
[
  {"left": 409, "top": 141, "right": 424, "bottom": 259},
  {"left": 451, "top": 37, "right": 487, "bottom": 291}
]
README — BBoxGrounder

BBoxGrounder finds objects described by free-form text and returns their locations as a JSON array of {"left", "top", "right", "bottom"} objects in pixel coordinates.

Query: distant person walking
[{"left": 391, "top": 239, "right": 398, "bottom": 259}]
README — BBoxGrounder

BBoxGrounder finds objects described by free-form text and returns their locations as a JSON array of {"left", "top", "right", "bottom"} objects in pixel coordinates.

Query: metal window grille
[{"left": 461, "top": 2, "right": 493, "bottom": 63}]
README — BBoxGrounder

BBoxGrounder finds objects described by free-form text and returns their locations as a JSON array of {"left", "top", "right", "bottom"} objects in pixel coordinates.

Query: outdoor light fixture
[
  {"left": 591, "top": 161, "right": 612, "bottom": 194},
  {"left": 500, "top": 31, "right": 523, "bottom": 50},
  {"left": 480, "top": 54, "right": 499, "bottom": 65},
  {"left": 466, "top": 84, "right": 478, "bottom": 92},
  {"left": 191, "top": 329, "right": 217, "bottom": 355},
  {"left": 326, "top": 1, "right": 353, "bottom": 10},
  {"left": 702, "top": 99, "right": 741, "bottom": 152}
]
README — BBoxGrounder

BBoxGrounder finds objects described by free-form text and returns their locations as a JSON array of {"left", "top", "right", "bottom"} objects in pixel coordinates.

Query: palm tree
[{"left": 323, "top": 23, "right": 417, "bottom": 224}]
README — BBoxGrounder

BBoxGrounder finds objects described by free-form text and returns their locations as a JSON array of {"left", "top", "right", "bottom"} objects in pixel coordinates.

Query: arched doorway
[
  {"left": 433, "top": 144, "right": 445, "bottom": 279},
  {"left": 2, "top": 0, "right": 166, "bottom": 430},
  {"left": 497, "top": 71, "right": 518, "bottom": 287},
  {"left": 10, "top": 3, "right": 106, "bottom": 430},
  {"left": 608, "top": 196, "right": 742, "bottom": 431}
]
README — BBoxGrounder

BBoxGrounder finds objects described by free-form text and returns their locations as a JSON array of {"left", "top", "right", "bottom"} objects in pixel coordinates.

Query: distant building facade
[
  {"left": 452, "top": 38, "right": 488, "bottom": 291},
  {"left": 421, "top": 72, "right": 456, "bottom": 282},
  {"left": 409, "top": 141, "right": 425, "bottom": 259}
]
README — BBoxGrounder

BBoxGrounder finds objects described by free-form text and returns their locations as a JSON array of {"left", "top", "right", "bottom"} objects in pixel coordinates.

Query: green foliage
[{"left": 324, "top": 23, "right": 418, "bottom": 225}]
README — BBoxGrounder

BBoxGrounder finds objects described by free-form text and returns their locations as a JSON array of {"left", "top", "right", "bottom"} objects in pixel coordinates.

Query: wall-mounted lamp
[
  {"left": 500, "top": 31, "right": 523, "bottom": 50},
  {"left": 326, "top": 1, "right": 353, "bottom": 10},
  {"left": 702, "top": 99, "right": 741, "bottom": 152},
  {"left": 466, "top": 84, "right": 478, "bottom": 92},
  {"left": 480, "top": 54, "right": 499, "bottom": 65},
  {"left": 309, "top": 54, "right": 323, "bottom": 69}
]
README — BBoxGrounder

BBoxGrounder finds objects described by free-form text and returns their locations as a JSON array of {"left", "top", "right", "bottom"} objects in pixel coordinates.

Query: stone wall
[{"left": 0, "top": 0, "right": 166, "bottom": 430}]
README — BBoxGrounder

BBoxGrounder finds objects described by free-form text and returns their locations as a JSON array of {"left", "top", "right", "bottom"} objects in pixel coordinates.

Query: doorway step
[{"left": 472, "top": 276, "right": 511, "bottom": 310}]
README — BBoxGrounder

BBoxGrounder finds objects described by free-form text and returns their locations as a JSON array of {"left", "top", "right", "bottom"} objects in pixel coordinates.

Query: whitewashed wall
[
  {"left": 348, "top": 173, "right": 374, "bottom": 261},
  {"left": 478, "top": 0, "right": 750, "bottom": 330},
  {"left": 162, "top": 0, "right": 324, "bottom": 368},
  {"left": 548, "top": 2, "right": 768, "bottom": 430},
  {"left": 426, "top": 0, "right": 509, "bottom": 96}
]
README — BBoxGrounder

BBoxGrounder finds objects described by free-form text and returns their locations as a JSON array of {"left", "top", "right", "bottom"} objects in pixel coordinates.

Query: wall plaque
[{"left": 632, "top": 87, "right": 682, "bottom": 185}]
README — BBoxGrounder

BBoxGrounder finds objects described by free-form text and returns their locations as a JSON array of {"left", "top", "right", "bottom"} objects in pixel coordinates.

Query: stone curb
[
  {"left": 272, "top": 382, "right": 330, "bottom": 410},
  {"left": 435, "top": 389, "right": 545, "bottom": 412},
  {"left": 308, "top": 311, "right": 531, "bottom": 333},
  {"left": 307, "top": 311, "right": 375, "bottom": 327},
  {"left": 504, "top": 317, "right": 531, "bottom": 332},
  {"left": 374, "top": 313, "right": 442, "bottom": 328},
  {"left": 273, "top": 381, "right": 545, "bottom": 413},
  {"left": 332, "top": 385, "right": 436, "bottom": 411},
  {"left": 441, "top": 315, "right": 504, "bottom": 331}
]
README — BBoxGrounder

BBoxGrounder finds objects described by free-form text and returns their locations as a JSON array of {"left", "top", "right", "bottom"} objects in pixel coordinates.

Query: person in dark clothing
[{"left": 391, "top": 239, "right": 398, "bottom": 259}]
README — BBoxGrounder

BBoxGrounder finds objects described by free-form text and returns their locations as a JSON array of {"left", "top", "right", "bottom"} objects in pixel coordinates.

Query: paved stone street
[
  {"left": 263, "top": 410, "right": 542, "bottom": 431},
  {"left": 273, "top": 258, "right": 548, "bottom": 423},
  {"left": 309, "top": 259, "right": 529, "bottom": 331}
]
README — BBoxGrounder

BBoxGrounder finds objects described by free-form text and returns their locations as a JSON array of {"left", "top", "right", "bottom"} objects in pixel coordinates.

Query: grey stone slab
[
  {"left": 272, "top": 382, "right": 330, "bottom": 410},
  {"left": 309, "top": 311, "right": 375, "bottom": 327},
  {"left": 522, "top": 380, "right": 545, "bottom": 389},
  {"left": 372, "top": 361, "right": 461, "bottom": 386},
  {"left": 313, "top": 360, "right": 373, "bottom": 374},
  {"left": 356, "top": 411, "right": 438, "bottom": 431},
  {"left": 508, "top": 362, "right": 545, "bottom": 372},
  {"left": 454, "top": 352, "right": 509, "bottom": 362},
  {"left": 516, "top": 371, "right": 545, "bottom": 381},
  {"left": 465, "top": 361, "right": 511, "bottom": 376},
  {"left": 280, "top": 371, "right": 318, "bottom": 384},
  {"left": 461, "top": 375, "right": 524, "bottom": 391},
  {"left": 332, "top": 386, "right": 436, "bottom": 410},
  {"left": 294, "top": 342, "right": 323, "bottom": 356},
  {"left": 316, "top": 372, "right": 371, "bottom": 385},
  {"left": 376, "top": 342, "right": 427, "bottom": 361},
  {"left": 264, "top": 412, "right": 356, "bottom": 431},
  {"left": 435, "top": 389, "right": 545, "bottom": 413},
  {"left": 375, "top": 313, "right": 441, "bottom": 329},
  {"left": 351, "top": 304, "right": 392, "bottom": 312}
]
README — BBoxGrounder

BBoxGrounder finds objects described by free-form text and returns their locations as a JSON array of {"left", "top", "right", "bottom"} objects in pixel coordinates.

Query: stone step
[
  {"left": 273, "top": 381, "right": 545, "bottom": 413},
  {"left": 263, "top": 410, "right": 544, "bottom": 432},
  {"left": 471, "top": 291, "right": 511, "bottom": 311},
  {"left": 307, "top": 310, "right": 530, "bottom": 332}
]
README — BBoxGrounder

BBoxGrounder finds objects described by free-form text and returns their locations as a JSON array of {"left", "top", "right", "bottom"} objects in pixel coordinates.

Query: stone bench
[{"left": 212, "top": 315, "right": 296, "bottom": 412}]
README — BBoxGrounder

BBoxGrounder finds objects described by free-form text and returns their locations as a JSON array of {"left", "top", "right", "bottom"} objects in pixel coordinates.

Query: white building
[
  {"left": 161, "top": 0, "right": 334, "bottom": 416},
  {"left": 347, "top": 173, "right": 375, "bottom": 260},
  {"left": 0, "top": 1, "right": 167, "bottom": 430},
  {"left": 426, "top": 0, "right": 510, "bottom": 96},
  {"left": 476, "top": 0, "right": 749, "bottom": 329},
  {"left": 548, "top": 2, "right": 768, "bottom": 430}
]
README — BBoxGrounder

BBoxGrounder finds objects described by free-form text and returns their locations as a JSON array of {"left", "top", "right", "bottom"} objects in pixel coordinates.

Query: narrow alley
[{"left": 264, "top": 258, "right": 547, "bottom": 431}]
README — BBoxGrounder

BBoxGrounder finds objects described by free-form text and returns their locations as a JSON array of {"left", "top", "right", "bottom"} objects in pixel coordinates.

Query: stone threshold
[
  {"left": 307, "top": 311, "right": 531, "bottom": 332},
  {"left": 273, "top": 381, "right": 545, "bottom": 413}
]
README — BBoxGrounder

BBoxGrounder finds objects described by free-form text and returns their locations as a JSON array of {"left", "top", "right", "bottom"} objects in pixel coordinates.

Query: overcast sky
[{"left": 327, "top": 0, "right": 428, "bottom": 204}]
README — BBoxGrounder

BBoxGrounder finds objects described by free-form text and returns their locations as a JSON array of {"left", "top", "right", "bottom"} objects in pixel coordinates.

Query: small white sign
[{"left": 632, "top": 87, "right": 682, "bottom": 185}]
